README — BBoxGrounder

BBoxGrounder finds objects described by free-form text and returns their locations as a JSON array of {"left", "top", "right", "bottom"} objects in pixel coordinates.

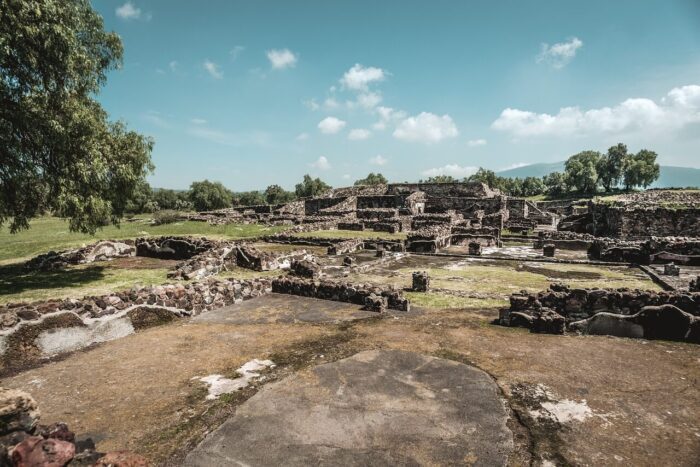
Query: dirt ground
[{"left": 2, "top": 294, "right": 698, "bottom": 466}]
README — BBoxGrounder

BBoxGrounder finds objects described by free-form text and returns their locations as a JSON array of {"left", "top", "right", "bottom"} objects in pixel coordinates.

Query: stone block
[
  {"left": 412, "top": 271, "right": 430, "bottom": 292},
  {"left": 543, "top": 243, "right": 556, "bottom": 257}
]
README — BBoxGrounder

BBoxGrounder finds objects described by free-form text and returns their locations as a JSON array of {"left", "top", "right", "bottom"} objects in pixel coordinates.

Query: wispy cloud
[
  {"left": 142, "top": 111, "right": 169, "bottom": 128},
  {"left": 467, "top": 138, "right": 487, "bottom": 147},
  {"left": 318, "top": 116, "right": 346, "bottom": 134},
  {"left": 537, "top": 37, "right": 583, "bottom": 69},
  {"left": 421, "top": 164, "right": 477, "bottom": 178},
  {"left": 348, "top": 128, "right": 371, "bottom": 140},
  {"left": 296, "top": 132, "right": 309, "bottom": 141},
  {"left": 230, "top": 46, "right": 245, "bottom": 61},
  {"left": 393, "top": 112, "right": 459, "bottom": 143},
  {"left": 203, "top": 60, "right": 223, "bottom": 79},
  {"left": 340, "top": 64, "right": 387, "bottom": 91},
  {"left": 492, "top": 84, "right": 700, "bottom": 137},
  {"left": 310, "top": 156, "right": 331, "bottom": 170},
  {"left": 369, "top": 155, "right": 388, "bottom": 166},
  {"left": 115, "top": 2, "right": 150, "bottom": 21},
  {"left": 188, "top": 126, "right": 271, "bottom": 147},
  {"left": 267, "top": 49, "right": 298, "bottom": 70},
  {"left": 190, "top": 118, "right": 207, "bottom": 125}
]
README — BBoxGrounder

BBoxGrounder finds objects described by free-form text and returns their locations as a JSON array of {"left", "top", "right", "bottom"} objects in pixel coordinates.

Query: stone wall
[
  {"left": 590, "top": 203, "right": 700, "bottom": 238},
  {"left": 0, "top": 277, "right": 272, "bottom": 365},
  {"left": 386, "top": 181, "right": 499, "bottom": 198},
  {"left": 406, "top": 225, "right": 452, "bottom": 252},
  {"left": 271, "top": 276, "right": 410, "bottom": 311},
  {"left": 588, "top": 237, "right": 700, "bottom": 264},
  {"left": 25, "top": 241, "right": 136, "bottom": 271}
]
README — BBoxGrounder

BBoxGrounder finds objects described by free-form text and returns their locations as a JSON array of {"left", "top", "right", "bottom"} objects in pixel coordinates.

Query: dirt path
[{"left": 2, "top": 295, "right": 698, "bottom": 466}]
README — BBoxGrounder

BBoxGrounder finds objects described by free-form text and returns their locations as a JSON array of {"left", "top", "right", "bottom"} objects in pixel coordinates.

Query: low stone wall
[
  {"left": 0, "top": 277, "right": 272, "bottom": 367},
  {"left": 271, "top": 277, "right": 410, "bottom": 311},
  {"left": 588, "top": 237, "right": 700, "bottom": 264},
  {"left": 356, "top": 208, "right": 399, "bottom": 220},
  {"left": 135, "top": 236, "right": 216, "bottom": 260},
  {"left": 406, "top": 225, "right": 452, "bottom": 252},
  {"left": 337, "top": 222, "right": 364, "bottom": 231},
  {"left": 328, "top": 239, "right": 364, "bottom": 255},
  {"left": 25, "top": 241, "right": 136, "bottom": 270},
  {"left": 533, "top": 231, "right": 595, "bottom": 250},
  {"left": 501, "top": 284, "right": 699, "bottom": 323}
]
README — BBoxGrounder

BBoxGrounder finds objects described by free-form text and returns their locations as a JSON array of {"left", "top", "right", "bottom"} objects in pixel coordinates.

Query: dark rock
[
  {"left": 11, "top": 436, "right": 75, "bottom": 467},
  {"left": 412, "top": 271, "right": 429, "bottom": 292},
  {"left": 530, "top": 309, "right": 565, "bottom": 334}
]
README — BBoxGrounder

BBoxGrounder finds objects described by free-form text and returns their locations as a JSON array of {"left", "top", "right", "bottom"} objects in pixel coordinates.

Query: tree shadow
[{"left": 0, "top": 263, "right": 106, "bottom": 297}]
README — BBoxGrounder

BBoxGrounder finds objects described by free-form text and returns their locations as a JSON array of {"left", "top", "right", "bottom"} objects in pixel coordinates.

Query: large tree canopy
[{"left": 0, "top": 0, "right": 153, "bottom": 233}]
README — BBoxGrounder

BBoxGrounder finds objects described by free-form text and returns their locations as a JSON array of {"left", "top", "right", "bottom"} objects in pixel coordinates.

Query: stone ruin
[
  {"left": 498, "top": 283, "right": 700, "bottom": 343},
  {"left": 24, "top": 240, "right": 136, "bottom": 271},
  {"left": 412, "top": 271, "right": 430, "bottom": 292}
]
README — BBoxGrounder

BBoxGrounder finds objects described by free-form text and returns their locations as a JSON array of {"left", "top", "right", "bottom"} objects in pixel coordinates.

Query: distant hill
[{"left": 497, "top": 162, "right": 700, "bottom": 188}]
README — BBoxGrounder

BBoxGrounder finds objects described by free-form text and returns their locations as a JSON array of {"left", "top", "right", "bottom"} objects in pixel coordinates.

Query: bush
[{"left": 152, "top": 210, "right": 181, "bottom": 225}]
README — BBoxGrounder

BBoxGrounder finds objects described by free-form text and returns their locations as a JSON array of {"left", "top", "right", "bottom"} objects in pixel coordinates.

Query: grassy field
[{"left": 0, "top": 216, "right": 285, "bottom": 263}]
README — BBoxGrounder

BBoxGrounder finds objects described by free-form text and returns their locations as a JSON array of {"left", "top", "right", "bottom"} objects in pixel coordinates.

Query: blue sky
[{"left": 94, "top": 0, "right": 700, "bottom": 190}]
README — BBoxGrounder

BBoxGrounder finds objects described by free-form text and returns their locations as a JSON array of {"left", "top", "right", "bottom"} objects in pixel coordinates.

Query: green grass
[
  {"left": 0, "top": 216, "right": 286, "bottom": 263},
  {"left": 0, "top": 262, "right": 171, "bottom": 305},
  {"left": 292, "top": 229, "right": 407, "bottom": 240},
  {"left": 405, "top": 292, "right": 506, "bottom": 309}
]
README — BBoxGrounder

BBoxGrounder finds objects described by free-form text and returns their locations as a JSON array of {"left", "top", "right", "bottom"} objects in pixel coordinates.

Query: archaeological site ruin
[{"left": 1, "top": 181, "right": 699, "bottom": 466}]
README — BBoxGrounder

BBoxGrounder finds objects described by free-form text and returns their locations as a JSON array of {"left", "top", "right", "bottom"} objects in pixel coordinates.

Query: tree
[
  {"left": 188, "top": 180, "right": 233, "bottom": 211},
  {"left": 295, "top": 175, "right": 331, "bottom": 198},
  {"left": 236, "top": 191, "right": 266, "bottom": 206},
  {"left": 564, "top": 151, "right": 601, "bottom": 194},
  {"left": 124, "top": 180, "right": 153, "bottom": 214},
  {"left": 467, "top": 168, "right": 498, "bottom": 188},
  {"left": 354, "top": 173, "right": 388, "bottom": 186},
  {"left": 521, "top": 177, "right": 546, "bottom": 197},
  {"left": 422, "top": 175, "right": 457, "bottom": 183},
  {"left": 543, "top": 172, "right": 567, "bottom": 196},
  {"left": 264, "top": 185, "right": 295, "bottom": 204},
  {"left": 623, "top": 149, "right": 660, "bottom": 189},
  {"left": 152, "top": 189, "right": 179, "bottom": 210},
  {"left": 597, "top": 143, "right": 629, "bottom": 191},
  {"left": 1, "top": 0, "right": 153, "bottom": 233}
]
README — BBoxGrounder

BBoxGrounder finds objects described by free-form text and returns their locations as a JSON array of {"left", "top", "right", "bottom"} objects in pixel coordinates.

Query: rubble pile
[{"left": 24, "top": 241, "right": 136, "bottom": 271}]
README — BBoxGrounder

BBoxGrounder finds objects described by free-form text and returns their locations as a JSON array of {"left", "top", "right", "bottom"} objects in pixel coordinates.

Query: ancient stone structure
[
  {"left": 328, "top": 239, "right": 363, "bottom": 255},
  {"left": 534, "top": 231, "right": 595, "bottom": 250},
  {"left": 271, "top": 276, "right": 410, "bottom": 311},
  {"left": 664, "top": 263, "right": 681, "bottom": 276},
  {"left": 290, "top": 259, "right": 321, "bottom": 279},
  {"left": 588, "top": 236, "right": 700, "bottom": 264},
  {"left": 468, "top": 242, "right": 482, "bottom": 256},
  {"left": 363, "top": 294, "right": 388, "bottom": 313},
  {"left": 542, "top": 244, "right": 556, "bottom": 257},
  {"left": 690, "top": 276, "right": 700, "bottom": 292},
  {"left": 412, "top": 271, "right": 430, "bottom": 292},
  {"left": 25, "top": 240, "right": 136, "bottom": 270}
]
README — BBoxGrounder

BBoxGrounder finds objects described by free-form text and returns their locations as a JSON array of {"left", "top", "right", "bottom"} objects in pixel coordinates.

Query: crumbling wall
[{"left": 271, "top": 276, "right": 410, "bottom": 311}]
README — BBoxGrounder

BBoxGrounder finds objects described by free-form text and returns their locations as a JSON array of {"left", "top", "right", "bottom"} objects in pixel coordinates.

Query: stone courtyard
[{"left": 1, "top": 183, "right": 699, "bottom": 466}]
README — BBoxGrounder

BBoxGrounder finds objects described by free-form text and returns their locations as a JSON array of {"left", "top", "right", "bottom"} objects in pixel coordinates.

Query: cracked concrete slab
[{"left": 185, "top": 349, "right": 514, "bottom": 466}]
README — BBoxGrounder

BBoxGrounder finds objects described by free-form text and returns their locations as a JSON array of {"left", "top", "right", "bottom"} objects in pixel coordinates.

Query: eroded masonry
[{"left": 2, "top": 183, "right": 699, "bottom": 465}]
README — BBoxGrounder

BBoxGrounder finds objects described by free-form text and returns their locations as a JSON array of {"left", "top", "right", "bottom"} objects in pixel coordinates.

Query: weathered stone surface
[
  {"left": 530, "top": 308, "right": 566, "bottom": 334},
  {"left": 37, "top": 422, "right": 74, "bottom": 443},
  {"left": 185, "top": 350, "right": 513, "bottom": 466},
  {"left": 411, "top": 271, "right": 429, "bottom": 292},
  {"left": 291, "top": 259, "right": 321, "bottom": 279},
  {"left": 468, "top": 241, "right": 482, "bottom": 256},
  {"left": 342, "top": 256, "right": 355, "bottom": 267},
  {"left": 93, "top": 450, "right": 149, "bottom": 467},
  {"left": 664, "top": 263, "right": 680, "bottom": 276},
  {"left": 0, "top": 388, "right": 40, "bottom": 436},
  {"left": 542, "top": 243, "right": 556, "bottom": 257},
  {"left": 363, "top": 294, "right": 387, "bottom": 313},
  {"left": 11, "top": 436, "right": 75, "bottom": 467}
]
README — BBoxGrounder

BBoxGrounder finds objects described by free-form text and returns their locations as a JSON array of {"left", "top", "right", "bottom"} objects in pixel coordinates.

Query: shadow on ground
[{"left": 0, "top": 263, "right": 106, "bottom": 297}]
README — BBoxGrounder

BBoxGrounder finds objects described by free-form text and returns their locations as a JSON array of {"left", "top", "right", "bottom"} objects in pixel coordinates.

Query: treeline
[
  {"left": 425, "top": 143, "right": 660, "bottom": 198},
  {"left": 126, "top": 172, "right": 391, "bottom": 213}
]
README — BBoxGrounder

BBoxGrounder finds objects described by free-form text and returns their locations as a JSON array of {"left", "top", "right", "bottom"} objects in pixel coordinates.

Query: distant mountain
[{"left": 497, "top": 162, "right": 700, "bottom": 188}]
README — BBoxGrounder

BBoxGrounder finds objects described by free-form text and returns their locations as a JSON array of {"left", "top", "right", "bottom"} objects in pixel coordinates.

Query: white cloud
[
  {"left": 230, "top": 46, "right": 245, "bottom": 61},
  {"left": 492, "top": 84, "right": 700, "bottom": 138},
  {"left": 340, "top": 64, "right": 386, "bottom": 91},
  {"left": 393, "top": 112, "right": 459, "bottom": 143},
  {"left": 318, "top": 116, "right": 346, "bottom": 134},
  {"left": 347, "top": 92, "right": 382, "bottom": 110},
  {"left": 190, "top": 118, "right": 207, "bottom": 125},
  {"left": 304, "top": 99, "right": 320, "bottom": 111},
  {"left": 421, "top": 164, "right": 478, "bottom": 178},
  {"left": 116, "top": 2, "right": 141, "bottom": 20},
  {"left": 372, "top": 106, "right": 406, "bottom": 130},
  {"left": 342, "top": 174, "right": 351, "bottom": 180},
  {"left": 267, "top": 49, "right": 298, "bottom": 69},
  {"left": 203, "top": 60, "right": 223, "bottom": 79},
  {"left": 467, "top": 138, "right": 487, "bottom": 147},
  {"left": 537, "top": 37, "right": 583, "bottom": 69},
  {"left": 348, "top": 129, "right": 371, "bottom": 140},
  {"left": 188, "top": 127, "right": 271, "bottom": 147},
  {"left": 310, "top": 156, "right": 331, "bottom": 170},
  {"left": 369, "top": 155, "right": 388, "bottom": 166},
  {"left": 324, "top": 97, "right": 340, "bottom": 109},
  {"left": 168, "top": 60, "right": 179, "bottom": 72},
  {"left": 296, "top": 132, "right": 309, "bottom": 141},
  {"left": 142, "top": 111, "right": 169, "bottom": 128}
]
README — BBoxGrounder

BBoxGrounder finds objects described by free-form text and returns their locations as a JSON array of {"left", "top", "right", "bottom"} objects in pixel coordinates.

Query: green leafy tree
[
  {"left": 466, "top": 168, "right": 498, "bottom": 188},
  {"left": 188, "top": 180, "right": 233, "bottom": 211},
  {"left": 422, "top": 175, "right": 457, "bottom": 183},
  {"left": 543, "top": 172, "right": 567, "bottom": 196},
  {"left": 597, "top": 143, "right": 629, "bottom": 191},
  {"left": 564, "top": 151, "right": 601, "bottom": 194},
  {"left": 295, "top": 175, "right": 331, "bottom": 198},
  {"left": 521, "top": 176, "right": 546, "bottom": 197},
  {"left": 236, "top": 191, "right": 266, "bottom": 206},
  {"left": 152, "top": 189, "right": 179, "bottom": 210},
  {"left": 354, "top": 173, "right": 388, "bottom": 186},
  {"left": 623, "top": 149, "right": 660, "bottom": 189},
  {"left": 264, "top": 185, "right": 295, "bottom": 204},
  {"left": 1, "top": 0, "right": 154, "bottom": 233},
  {"left": 124, "top": 180, "right": 153, "bottom": 214}
]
